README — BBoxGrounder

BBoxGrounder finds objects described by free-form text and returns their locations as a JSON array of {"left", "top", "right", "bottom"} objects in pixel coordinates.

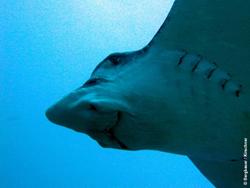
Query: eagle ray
[{"left": 46, "top": 1, "right": 250, "bottom": 187}]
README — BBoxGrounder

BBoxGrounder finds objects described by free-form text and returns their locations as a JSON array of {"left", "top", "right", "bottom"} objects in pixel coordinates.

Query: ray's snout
[
  {"left": 45, "top": 91, "right": 88, "bottom": 127},
  {"left": 45, "top": 91, "right": 123, "bottom": 134},
  {"left": 45, "top": 104, "right": 68, "bottom": 125},
  {"left": 45, "top": 100, "right": 88, "bottom": 132},
  {"left": 45, "top": 93, "right": 80, "bottom": 126}
]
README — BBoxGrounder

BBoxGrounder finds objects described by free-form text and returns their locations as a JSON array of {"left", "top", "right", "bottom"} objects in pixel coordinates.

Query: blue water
[{"left": 1, "top": 1, "right": 214, "bottom": 187}]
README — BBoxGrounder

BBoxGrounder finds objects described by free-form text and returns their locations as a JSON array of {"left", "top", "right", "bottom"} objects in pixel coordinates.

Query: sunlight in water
[{"left": 69, "top": 0, "right": 175, "bottom": 50}]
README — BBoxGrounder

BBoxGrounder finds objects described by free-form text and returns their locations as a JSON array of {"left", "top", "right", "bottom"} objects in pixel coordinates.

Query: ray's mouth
[{"left": 99, "top": 112, "right": 129, "bottom": 150}]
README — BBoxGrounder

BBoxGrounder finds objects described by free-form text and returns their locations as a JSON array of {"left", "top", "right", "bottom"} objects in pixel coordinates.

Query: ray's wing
[
  {"left": 147, "top": 1, "right": 250, "bottom": 187},
  {"left": 189, "top": 157, "right": 242, "bottom": 188},
  {"left": 149, "top": 0, "right": 250, "bottom": 93}
]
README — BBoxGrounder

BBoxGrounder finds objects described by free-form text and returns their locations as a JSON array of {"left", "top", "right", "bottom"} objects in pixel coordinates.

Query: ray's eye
[
  {"left": 82, "top": 78, "right": 99, "bottom": 87},
  {"left": 109, "top": 55, "right": 121, "bottom": 66},
  {"left": 88, "top": 103, "right": 98, "bottom": 111}
]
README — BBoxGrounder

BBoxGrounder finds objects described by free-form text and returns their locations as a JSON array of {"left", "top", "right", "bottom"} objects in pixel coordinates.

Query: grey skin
[{"left": 46, "top": 0, "right": 250, "bottom": 187}]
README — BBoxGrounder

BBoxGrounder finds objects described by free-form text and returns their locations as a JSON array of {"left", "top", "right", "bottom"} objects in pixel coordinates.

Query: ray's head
[{"left": 45, "top": 45, "right": 183, "bottom": 151}]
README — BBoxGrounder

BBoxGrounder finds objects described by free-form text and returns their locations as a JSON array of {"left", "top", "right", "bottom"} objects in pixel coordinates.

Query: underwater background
[{"left": 1, "top": 1, "right": 214, "bottom": 187}]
